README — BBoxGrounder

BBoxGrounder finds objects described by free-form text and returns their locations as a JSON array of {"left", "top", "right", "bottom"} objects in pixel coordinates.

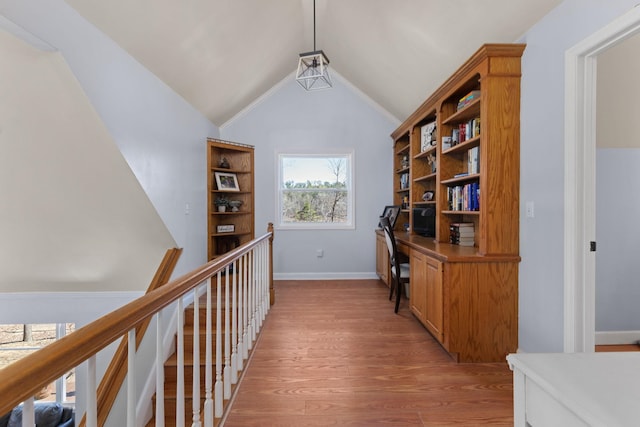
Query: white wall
[
  {"left": 221, "top": 74, "right": 399, "bottom": 279},
  {"left": 0, "top": 29, "right": 175, "bottom": 293},
  {"left": 595, "top": 150, "right": 640, "bottom": 330},
  {"left": 517, "top": 0, "right": 640, "bottom": 352},
  {"left": 0, "top": 4, "right": 219, "bottom": 417},
  {"left": 0, "top": 0, "right": 218, "bottom": 277}
]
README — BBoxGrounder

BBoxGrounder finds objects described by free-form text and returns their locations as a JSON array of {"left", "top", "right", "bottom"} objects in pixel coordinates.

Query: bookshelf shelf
[
  {"left": 442, "top": 210, "right": 480, "bottom": 215},
  {"left": 414, "top": 172, "right": 437, "bottom": 183},
  {"left": 442, "top": 97, "right": 481, "bottom": 124},
  {"left": 442, "top": 136, "right": 481, "bottom": 155},
  {"left": 440, "top": 173, "right": 480, "bottom": 185}
]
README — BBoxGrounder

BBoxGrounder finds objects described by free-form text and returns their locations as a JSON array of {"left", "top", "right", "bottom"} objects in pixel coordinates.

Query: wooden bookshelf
[
  {"left": 380, "top": 44, "right": 524, "bottom": 362},
  {"left": 207, "top": 138, "right": 255, "bottom": 261}
]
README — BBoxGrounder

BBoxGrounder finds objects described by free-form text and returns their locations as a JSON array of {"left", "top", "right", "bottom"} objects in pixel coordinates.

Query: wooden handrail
[
  {"left": 0, "top": 230, "right": 273, "bottom": 417},
  {"left": 78, "top": 247, "right": 183, "bottom": 427}
]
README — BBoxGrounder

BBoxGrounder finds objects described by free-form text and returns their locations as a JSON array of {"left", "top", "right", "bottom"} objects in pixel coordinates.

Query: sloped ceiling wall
[{"left": 0, "top": 29, "right": 176, "bottom": 292}]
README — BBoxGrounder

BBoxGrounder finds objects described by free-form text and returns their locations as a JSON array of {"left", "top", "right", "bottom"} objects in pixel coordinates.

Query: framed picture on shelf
[
  {"left": 378, "top": 205, "right": 401, "bottom": 229},
  {"left": 214, "top": 171, "right": 240, "bottom": 191},
  {"left": 217, "top": 224, "right": 235, "bottom": 233}
]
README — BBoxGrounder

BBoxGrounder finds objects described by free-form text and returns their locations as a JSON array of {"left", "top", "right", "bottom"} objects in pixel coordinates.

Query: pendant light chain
[{"left": 295, "top": 0, "right": 332, "bottom": 90}]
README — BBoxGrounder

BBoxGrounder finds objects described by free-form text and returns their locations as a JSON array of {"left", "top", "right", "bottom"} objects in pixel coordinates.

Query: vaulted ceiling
[{"left": 64, "top": 0, "right": 563, "bottom": 127}]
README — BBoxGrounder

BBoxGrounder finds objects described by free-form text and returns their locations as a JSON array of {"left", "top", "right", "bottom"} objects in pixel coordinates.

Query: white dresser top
[{"left": 507, "top": 352, "right": 640, "bottom": 427}]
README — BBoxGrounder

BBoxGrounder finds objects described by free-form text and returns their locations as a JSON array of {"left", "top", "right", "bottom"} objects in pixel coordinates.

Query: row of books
[
  {"left": 447, "top": 182, "right": 479, "bottom": 212},
  {"left": 467, "top": 146, "right": 480, "bottom": 175},
  {"left": 400, "top": 173, "right": 409, "bottom": 190},
  {"left": 457, "top": 90, "right": 481, "bottom": 110},
  {"left": 450, "top": 222, "right": 474, "bottom": 246},
  {"left": 452, "top": 117, "right": 480, "bottom": 145}
]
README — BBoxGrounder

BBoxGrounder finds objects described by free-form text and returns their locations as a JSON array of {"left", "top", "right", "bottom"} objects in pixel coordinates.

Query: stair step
[
  {"left": 167, "top": 343, "right": 232, "bottom": 364},
  {"left": 147, "top": 284, "right": 259, "bottom": 427},
  {"left": 162, "top": 363, "right": 235, "bottom": 397}
]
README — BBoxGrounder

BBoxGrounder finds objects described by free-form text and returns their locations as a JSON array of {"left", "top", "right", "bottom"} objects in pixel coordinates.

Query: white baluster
[
  {"left": 238, "top": 255, "right": 246, "bottom": 364},
  {"left": 22, "top": 397, "right": 34, "bottom": 427},
  {"left": 224, "top": 266, "right": 231, "bottom": 399},
  {"left": 192, "top": 287, "right": 201, "bottom": 427},
  {"left": 214, "top": 271, "right": 223, "bottom": 417},
  {"left": 203, "top": 280, "right": 213, "bottom": 426},
  {"left": 55, "top": 324, "right": 67, "bottom": 404},
  {"left": 127, "top": 329, "right": 136, "bottom": 427},
  {"left": 155, "top": 312, "right": 165, "bottom": 425},
  {"left": 265, "top": 240, "right": 272, "bottom": 318},
  {"left": 242, "top": 253, "right": 250, "bottom": 358},
  {"left": 176, "top": 297, "right": 185, "bottom": 427},
  {"left": 256, "top": 245, "right": 264, "bottom": 331},
  {"left": 86, "top": 355, "right": 97, "bottom": 427},
  {"left": 249, "top": 251, "right": 257, "bottom": 344},
  {"left": 262, "top": 241, "right": 269, "bottom": 320},
  {"left": 231, "top": 259, "right": 239, "bottom": 384}
]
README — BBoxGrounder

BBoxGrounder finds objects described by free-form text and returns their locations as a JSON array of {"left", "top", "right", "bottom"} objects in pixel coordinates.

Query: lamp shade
[{"left": 296, "top": 50, "right": 332, "bottom": 91}]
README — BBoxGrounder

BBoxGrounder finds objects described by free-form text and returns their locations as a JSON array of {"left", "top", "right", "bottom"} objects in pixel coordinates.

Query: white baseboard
[
  {"left": 273, "top": 272, "right": 379, "bottom": 281},
  {"left": 595, "top": 330, "right": 640, "bottom": 345}
]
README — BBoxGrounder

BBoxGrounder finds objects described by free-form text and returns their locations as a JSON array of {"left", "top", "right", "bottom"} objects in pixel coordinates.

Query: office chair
[{"left": 380, "top": 216, "right": 410, "bottom": 313}]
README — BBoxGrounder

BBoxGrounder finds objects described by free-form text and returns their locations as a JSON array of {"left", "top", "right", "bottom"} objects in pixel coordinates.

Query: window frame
[{"left": 276, "top": 151, "right": 355, "bottom": 230}]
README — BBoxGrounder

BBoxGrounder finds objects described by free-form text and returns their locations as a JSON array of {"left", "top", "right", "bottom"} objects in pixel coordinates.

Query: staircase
[{"left": 147, "top": 293, "right": 243, "bottom": 427}]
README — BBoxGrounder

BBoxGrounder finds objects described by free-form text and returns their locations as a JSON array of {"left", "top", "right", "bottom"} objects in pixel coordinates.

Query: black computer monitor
[{"left": 412, "top": 207, "right": 435, "bottom": 237}]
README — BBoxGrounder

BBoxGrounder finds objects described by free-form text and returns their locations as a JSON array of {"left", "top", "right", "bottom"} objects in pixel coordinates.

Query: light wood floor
[{"left": 223, "top": 279, "right": 513, "bottom": 426}]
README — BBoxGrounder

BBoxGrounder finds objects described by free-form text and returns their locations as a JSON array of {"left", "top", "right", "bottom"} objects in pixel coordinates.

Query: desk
[
  {"left": 507, "top": 352, "right": 640, "bottom": 426},
  {"left": 375, "top": 229, "right": 520, "bottom": 362}
]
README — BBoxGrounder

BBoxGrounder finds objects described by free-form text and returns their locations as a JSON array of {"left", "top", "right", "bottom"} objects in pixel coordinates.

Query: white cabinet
[{"left": 507, "top": 352, "right": 640, "bottom": 427}]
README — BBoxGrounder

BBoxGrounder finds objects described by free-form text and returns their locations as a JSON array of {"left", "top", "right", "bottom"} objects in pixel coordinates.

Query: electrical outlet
[
  {"left": 526, "top": 201, "right": 534, "bottom": 218},
  {"left": 316, "top": 249, "right": 324, "bottom": 258}
]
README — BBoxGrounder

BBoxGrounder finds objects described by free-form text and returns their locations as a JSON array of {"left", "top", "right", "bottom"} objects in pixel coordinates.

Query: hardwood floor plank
[{"left": 223, "top": 280, "right": 513, "bottom": 426}]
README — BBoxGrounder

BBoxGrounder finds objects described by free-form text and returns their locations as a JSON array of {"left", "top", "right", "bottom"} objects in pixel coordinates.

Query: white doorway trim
[{"left": 564, "top": 5, "right": 640, "bottom": 353}]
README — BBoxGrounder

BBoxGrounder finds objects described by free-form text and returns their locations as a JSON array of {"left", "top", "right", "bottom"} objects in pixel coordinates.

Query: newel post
[{"left": 268, "top": 222, "right": 275, "bottom": 305}]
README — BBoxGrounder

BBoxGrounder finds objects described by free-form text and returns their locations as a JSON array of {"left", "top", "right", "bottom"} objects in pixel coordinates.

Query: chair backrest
[{"left": 380, "top": 216, "right": 399, "bottom": 270}]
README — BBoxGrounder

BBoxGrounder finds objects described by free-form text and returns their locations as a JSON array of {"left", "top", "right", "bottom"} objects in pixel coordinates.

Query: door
[{"left": 564, "top": 6, "right": 640, "bottom": 352}]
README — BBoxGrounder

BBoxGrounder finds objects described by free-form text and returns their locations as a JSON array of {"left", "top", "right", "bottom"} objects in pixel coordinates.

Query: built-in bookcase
[
  {"left": 207, "top": 138, "right": 255, "bottom": 261},
  {"left": 390, "top": 43, "right": 524, "bottom": 256}
]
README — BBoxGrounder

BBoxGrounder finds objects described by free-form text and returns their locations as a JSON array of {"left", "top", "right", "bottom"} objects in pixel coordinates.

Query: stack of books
[
  {"left": 450, "top": 222, "right": 475, "bottom": 246},
  {"left": 457, "top": 90, "right": 481, "bottom": 110}
]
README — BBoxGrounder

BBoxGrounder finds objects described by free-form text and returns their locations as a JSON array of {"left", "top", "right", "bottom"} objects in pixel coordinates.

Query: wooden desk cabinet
[
  {"left": 410, "top": 250, "right": 443, "bottom": 343},
  {"left": 375, "top": 232, "right": 390, "bottom": 286},
  {"left": 388, "top": 231, "right": 518, "bottom": 363}
]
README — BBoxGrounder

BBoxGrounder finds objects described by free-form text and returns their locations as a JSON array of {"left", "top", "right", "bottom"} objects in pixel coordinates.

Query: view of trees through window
[
  {"left": 0, "top": 323, "right": 75, "bottom": 403},
  {"left": 280, "top": 155, "right": 352, "bottom": 225}
]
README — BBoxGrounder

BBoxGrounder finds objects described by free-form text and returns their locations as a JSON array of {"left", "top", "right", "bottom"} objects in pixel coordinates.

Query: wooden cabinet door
[
  {"left": 425, "top": 257, "right": 443, "bottom": 342},
  {"left": 375, "top": 233, "right": 389, "bottom": 286},
  {"left": 410, "top": 250, "right": 428, "bottom": 324}
]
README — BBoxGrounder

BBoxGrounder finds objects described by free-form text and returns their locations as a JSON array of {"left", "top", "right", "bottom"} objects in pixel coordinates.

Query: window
[
  {"left": 278, "top": 153, "right": 354, "bottom": 229},
  {"left": 0, "top": 323, "right": 75, "bottom": 404}
]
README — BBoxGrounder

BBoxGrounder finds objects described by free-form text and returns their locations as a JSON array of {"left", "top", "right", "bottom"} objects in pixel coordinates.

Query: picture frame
[
  {"left": 217, "top": 224, "right": 235, "bottom": 233},
  {"left": 214, "top": 171, "right": 240, "bottom": 191},
  {"left": 378, "top": 205, "right": 401, "bottom": 229}
]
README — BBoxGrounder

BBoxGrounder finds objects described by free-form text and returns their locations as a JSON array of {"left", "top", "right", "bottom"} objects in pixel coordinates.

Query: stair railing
[{"left": 0, "top": 223, "right": 274, "bottom": 427}]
